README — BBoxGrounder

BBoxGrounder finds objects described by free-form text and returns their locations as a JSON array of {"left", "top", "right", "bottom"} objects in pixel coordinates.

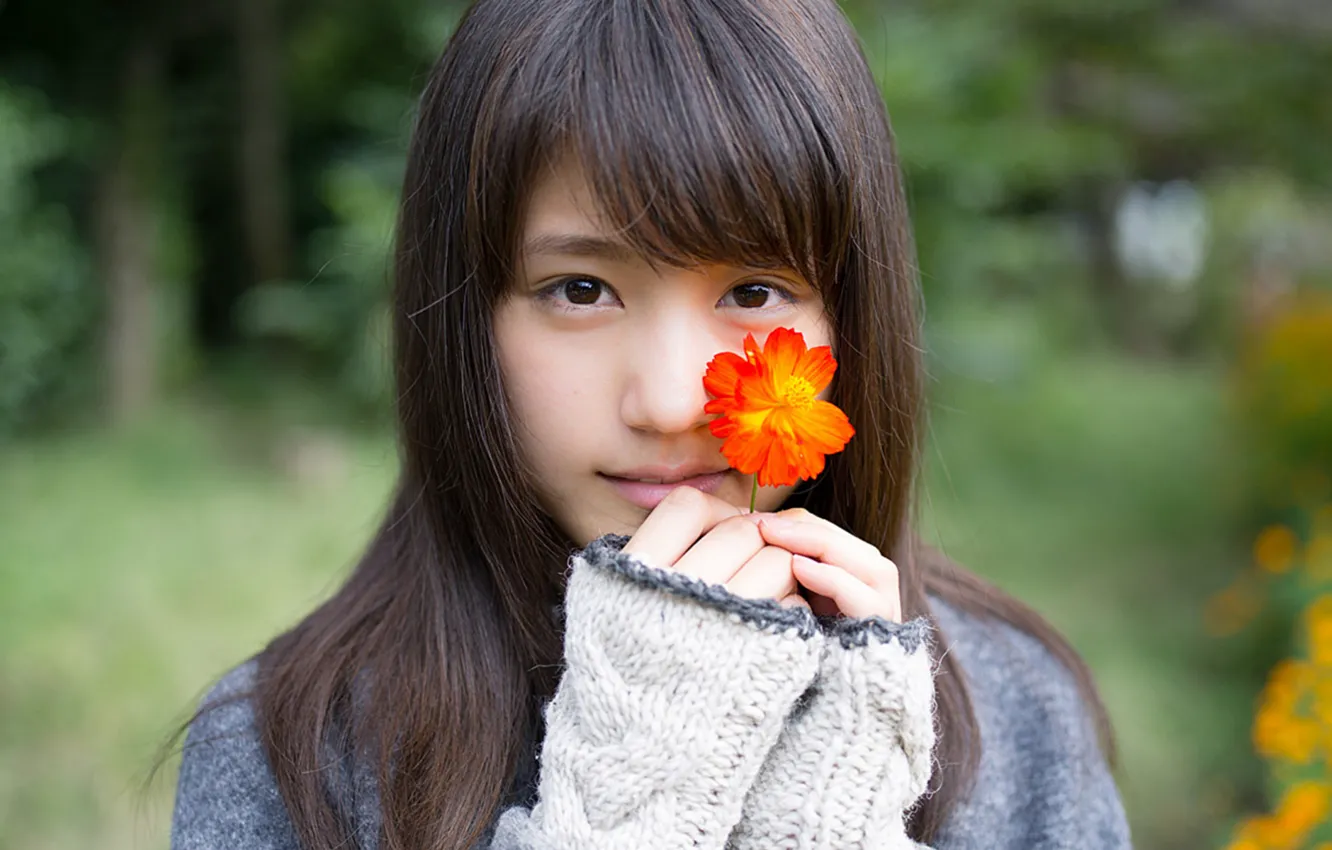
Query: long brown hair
[{"left": 219, "top": 1, "right": 1117, "bottom": 847}]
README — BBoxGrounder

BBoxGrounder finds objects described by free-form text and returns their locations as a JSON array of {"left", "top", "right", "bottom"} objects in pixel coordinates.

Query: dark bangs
[{"left": 466, "top": 0, "right": 857, "bottom": 291}]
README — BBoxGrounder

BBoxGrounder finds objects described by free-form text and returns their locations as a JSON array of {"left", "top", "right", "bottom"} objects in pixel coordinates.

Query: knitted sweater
[{"left": 171, "top": 535, "right": 1132, "bottom": 849}]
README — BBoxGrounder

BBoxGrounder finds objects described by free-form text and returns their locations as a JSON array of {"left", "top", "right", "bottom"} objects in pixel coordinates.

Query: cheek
[
  {"left": 494, "top": 308, "right": 608, "bottom": 470},
  {"left": 801, "top": 311, "right": 835, "bottom": 353}
]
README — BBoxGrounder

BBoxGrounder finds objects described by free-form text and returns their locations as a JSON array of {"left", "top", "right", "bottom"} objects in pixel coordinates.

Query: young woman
[{"left": 169, "top": 1, "right": 1132, "bottom": 848}]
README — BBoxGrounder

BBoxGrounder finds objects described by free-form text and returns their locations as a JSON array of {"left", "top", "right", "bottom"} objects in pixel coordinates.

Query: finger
[
  {"left": 750, "top": 510, "right": 898, "bottom": 592},
  {"left": 672, "top": 515, "right": 768, "bottom": 585},
  {"left": 622, "top": 486, "right": 743, "bottom": 569},
  {"left": 779, "top": 592, "right": 811, "bottom": 610},
  {"left": 724, "top": 545, "right": 798, "bottom": 601},
  {"left": 791, "top": 555, "right": 891, "bottom": 620}
]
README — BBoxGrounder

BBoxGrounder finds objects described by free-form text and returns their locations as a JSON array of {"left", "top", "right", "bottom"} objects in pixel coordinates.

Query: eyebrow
[
  {"left": 521, "top": 232, "right": 812, "bottom": 286},
  {"left": 522, "top": 233, "right": 642, "bottom": 264}
]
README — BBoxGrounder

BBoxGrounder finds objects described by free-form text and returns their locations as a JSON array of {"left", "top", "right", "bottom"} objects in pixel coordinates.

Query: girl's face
[{"left": 494, "top": 159, "right": 834, "bottom": 546}]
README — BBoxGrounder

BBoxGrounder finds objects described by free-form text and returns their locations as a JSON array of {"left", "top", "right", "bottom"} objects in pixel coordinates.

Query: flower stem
[{"left": 749, "top": 474, "right": 758, "bottom": 513}]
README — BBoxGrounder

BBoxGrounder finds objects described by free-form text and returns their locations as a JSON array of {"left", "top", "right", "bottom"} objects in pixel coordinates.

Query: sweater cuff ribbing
[{"left": 577, "top": 533, "right": 820, "bottom": 639}]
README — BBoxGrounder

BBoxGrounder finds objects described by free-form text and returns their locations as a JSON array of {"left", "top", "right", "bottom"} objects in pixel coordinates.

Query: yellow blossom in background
[
  {"left": 1224, "top": 508, "right": 1332, "bottom": 849},
  {"left": 1307, "top": 596, "right": 1332, "bottom": 666},
  {"left": 1236, "top": 815, "right": 1293, "bottom": 849},
  {"left": 1235, "top": 783, "right": 1332, "bottom": 849},
  {"left": 1254, "top": 712, "right": 1320, "bottom": 764},
  {"left": 1257, "top": 524, "right": 1300, "bottom": 574},
  {"left": 1282, "top": 782, "right": 1332, "bottom": 834},
  {"left": 1268, "top": 659, "right": 1316, "bottom": 706},
  {"left": 1254, "top": 659, "right": 1321, "bottom": 763}
]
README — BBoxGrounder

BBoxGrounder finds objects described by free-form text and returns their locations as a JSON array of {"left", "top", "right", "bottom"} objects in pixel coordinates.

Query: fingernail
[{"left": 759, "top": 516, "right": 793, "bottom": 531}]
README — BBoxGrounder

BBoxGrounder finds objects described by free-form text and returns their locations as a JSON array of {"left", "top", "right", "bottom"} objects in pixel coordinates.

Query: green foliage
[
  {"left": 851, "top": 3, "right": 1129, "bottom": 310},
  {"left": 237, "top": 147, "right": 401, "bottom": 415},
  {"left": 0, "top": 84, "right": 94, "bottom": 437},
  {"left": 224, "top": 0, "right": 457, "bottom": 416},
  {"left": 3, "top": 0, "right": 1329, "bottom": 423},
  {"left": 844, "top": 0, "right": 1332, "bottom": 354}
]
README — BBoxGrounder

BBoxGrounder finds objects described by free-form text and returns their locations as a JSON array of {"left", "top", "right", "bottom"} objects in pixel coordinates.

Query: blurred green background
[{"left": 2, "top": 1, "right": 1331, "bottom": 848}]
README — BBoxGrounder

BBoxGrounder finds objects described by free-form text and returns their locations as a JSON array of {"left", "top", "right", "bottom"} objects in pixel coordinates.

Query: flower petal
[
  {"left": 734, "top": 370, "right": 783, "bottom": 411},
  {"left": 794, "top": 345, "right": 838, "bottom": 394},
  {"left": 761, "top": 326, "right": 807, "bottom": 385},
  {"left": 734, "top": 429, "right": 799, "bottom": 488},
  {"left": 708, "top": 413, "right": 738, "bottom": 439},
  {"left": 703, "top": 326, "right": 855, "bottom": 489},
  {"left": 759, "top": 442, "right": 798, "bottom": 487},
  {"left": 703, "top": 351, "right": 751, "bottom": 401},
  {"left": 791, "top": 400, "right": 855, "bottom": 454},
  {"left": 742, "top": 333, "right": 764, "bottom": 367},
  {"left": 722, "top": 427, "right": 775, "bottom": 477}
]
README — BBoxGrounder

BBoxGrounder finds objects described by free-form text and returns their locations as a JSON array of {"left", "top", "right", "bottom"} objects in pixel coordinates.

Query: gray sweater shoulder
[
  {"left": 929, "top": 597, "right": 1132, "bottom": 849},
  {"left": 171, "top": 661, "right": 302, "bottom": 850},
  {"left": 171, "top": 661, "right": 381, "bottom": 850}
]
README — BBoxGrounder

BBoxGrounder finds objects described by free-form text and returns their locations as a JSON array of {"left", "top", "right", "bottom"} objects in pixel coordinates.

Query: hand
[
  {"left": 746, "top": 508, "right": 902, "bottom": 622},
  {"left": 622, "top": 487, "right": 810, "bottom": 610}
]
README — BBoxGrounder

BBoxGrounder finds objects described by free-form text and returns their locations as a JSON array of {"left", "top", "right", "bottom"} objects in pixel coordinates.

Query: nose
[{"left": 620, "top": 316, "right": 716, "bottom": 435}]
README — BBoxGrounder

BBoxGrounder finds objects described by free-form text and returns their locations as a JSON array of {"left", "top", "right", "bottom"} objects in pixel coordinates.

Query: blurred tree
[
  {"left": 843, "top": 0, "right": 1332, "bottom": 355},
  {"left": 0, "top": 0, "right": 446, "bottom": 418},
  {"left": 2, "top": 0, "right": 187, "bottom": 421},
  {"left": 0, "top": 85, "right": 92, "bottom": 437},
  {"left": 237, "top": 0, "right": 291, "bottom": 286}
]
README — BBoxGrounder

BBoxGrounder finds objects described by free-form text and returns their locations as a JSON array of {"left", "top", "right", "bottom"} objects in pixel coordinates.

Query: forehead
[
  {"left": 520, "top": 159, "right": 687, "bottom": 272},
  {"left": 525, "top": 159, "right": 599, "bottom": 226},
  {"left": 522, "top": 161, "right": 616, "bottom": 247},
  {"left": 518, "top": 158, "right": 795, "bottom": 277}
]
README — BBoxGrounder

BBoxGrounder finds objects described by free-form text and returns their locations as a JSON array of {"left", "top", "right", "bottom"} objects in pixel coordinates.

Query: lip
[{"left": 599, "top": 466, "right": 733, "bottom": 511}]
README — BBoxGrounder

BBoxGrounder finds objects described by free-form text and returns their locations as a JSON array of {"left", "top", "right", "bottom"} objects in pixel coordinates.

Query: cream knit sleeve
[
  {"left": 489, "top": 534, "right": 824, "bottom": 850},
  {"left": 728, "top": 616, "right": 938, "bottom": 850}
]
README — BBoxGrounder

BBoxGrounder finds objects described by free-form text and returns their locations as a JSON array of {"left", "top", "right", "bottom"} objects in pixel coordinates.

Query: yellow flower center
[{"left": 778, "top": 376, "right": 817, "bottom": 411}]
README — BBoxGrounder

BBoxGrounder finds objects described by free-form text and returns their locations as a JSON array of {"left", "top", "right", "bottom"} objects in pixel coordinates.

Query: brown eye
[
  {"left": 729, "top": 283, "right": 774, "bottom": 308},
  {"left": 731, "top": 284, "right": 769, "bottom": 308},
  {"left": 562, "top": 278, "right": 604, "bottom": 305}
]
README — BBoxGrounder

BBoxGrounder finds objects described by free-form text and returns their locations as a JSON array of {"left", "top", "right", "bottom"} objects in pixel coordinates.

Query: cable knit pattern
[
  {"left": 488, "top": 535, "right": 823, "bottom": 850},
  {"left": 729, "top": 616, "right": 936, "bottom": 850}
]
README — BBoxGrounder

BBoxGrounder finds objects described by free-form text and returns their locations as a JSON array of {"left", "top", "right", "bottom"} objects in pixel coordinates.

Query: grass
[
  {"left": 0, "top": 407, "right": 397, "bottom": 850},
  {"left": 0, "top": 348, "right": 1255, "bottom": 849}
]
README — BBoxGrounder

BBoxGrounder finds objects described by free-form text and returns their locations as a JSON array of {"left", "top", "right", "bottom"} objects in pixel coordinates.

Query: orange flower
[{"left": 703, "top": 327, "right": 854, "bottom": 489}]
